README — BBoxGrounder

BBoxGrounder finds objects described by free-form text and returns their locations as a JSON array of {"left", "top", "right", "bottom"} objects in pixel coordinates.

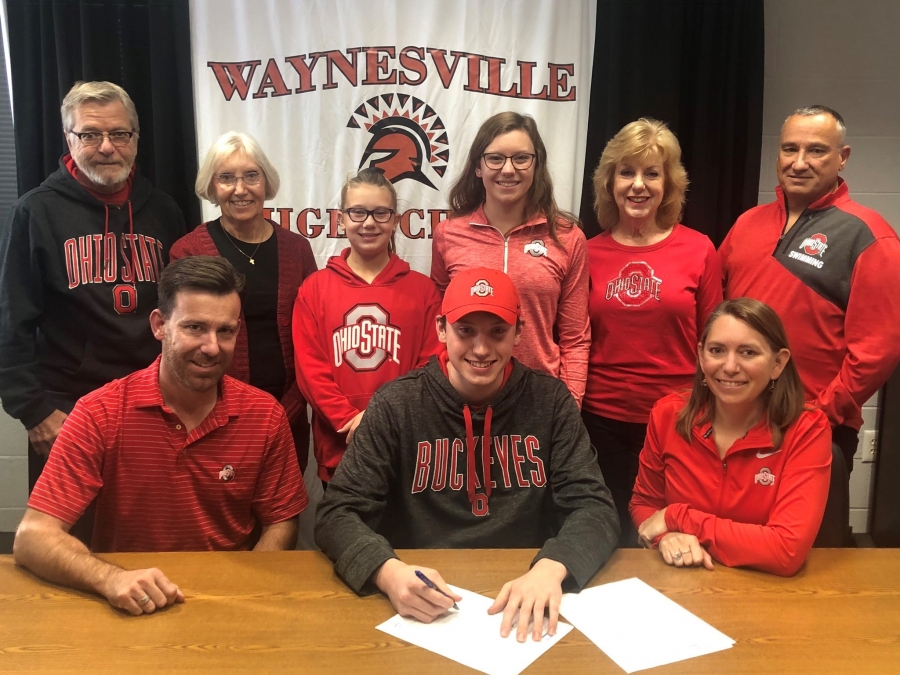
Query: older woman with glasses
[
  {"left": 583, "top": 118, "right": 722, "bottom": 546},
  {"left": 431, "top": 112, "right": 590, "bottom": 404},
  {"left": 170, "top": 131, "right": 317, "bottom": 470}
]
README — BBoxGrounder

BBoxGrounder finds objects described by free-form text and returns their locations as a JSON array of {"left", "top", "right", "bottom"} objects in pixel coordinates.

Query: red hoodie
[{"left": 293, "top": 250, "right": 442, "bottom": 480}]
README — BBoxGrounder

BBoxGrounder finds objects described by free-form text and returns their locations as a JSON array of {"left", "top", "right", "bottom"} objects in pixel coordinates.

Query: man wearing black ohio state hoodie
[
  {"left": 316, "top": 268, "right": 619, "bottom": 643},
  {"left": 0, "top": 81, "right": 185, "bottom": 488}
]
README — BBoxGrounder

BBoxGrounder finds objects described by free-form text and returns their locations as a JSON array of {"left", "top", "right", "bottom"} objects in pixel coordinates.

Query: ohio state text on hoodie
[
  {"left": 0, "top": 158, "right": 185, "bottom": 428},
  {"left": 293, "top": 249, "right": 442, "bottom": 481}
]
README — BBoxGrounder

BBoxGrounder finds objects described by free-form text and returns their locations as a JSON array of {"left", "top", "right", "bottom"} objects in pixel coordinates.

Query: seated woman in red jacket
[{"left": 630, "top": 298, "right": 831, "bottom": 576}]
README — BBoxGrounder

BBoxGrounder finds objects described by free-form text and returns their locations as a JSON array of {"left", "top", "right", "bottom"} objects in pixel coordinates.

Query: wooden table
[{"left": 1, "top": 548, "right": 899, "bottom": 674}]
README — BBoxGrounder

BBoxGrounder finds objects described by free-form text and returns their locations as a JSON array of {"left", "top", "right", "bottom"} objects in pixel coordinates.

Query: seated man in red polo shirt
[{"left": 13, "top": 256, "right": 308, "bottom": 615}]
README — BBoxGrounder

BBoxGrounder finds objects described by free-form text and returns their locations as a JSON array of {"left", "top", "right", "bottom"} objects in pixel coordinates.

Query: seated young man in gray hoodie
[{"left": 315, "top": 268, "right": 619, "bottom": 642}]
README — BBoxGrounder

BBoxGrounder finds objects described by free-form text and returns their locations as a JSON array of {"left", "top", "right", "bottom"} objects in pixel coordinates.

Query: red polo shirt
[{"left": 29, "top": 357, "right": 307, "bottom": 552}]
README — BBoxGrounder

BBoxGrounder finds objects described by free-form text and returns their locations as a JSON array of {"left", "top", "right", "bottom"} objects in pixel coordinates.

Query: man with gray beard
[{"left": 0, "top": 81, "right": 185, "bottom": 493}]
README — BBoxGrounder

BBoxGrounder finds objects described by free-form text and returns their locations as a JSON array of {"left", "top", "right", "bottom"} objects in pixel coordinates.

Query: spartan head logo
[{"left": 347, "top": 94, "right": 449, "bottom": 190}]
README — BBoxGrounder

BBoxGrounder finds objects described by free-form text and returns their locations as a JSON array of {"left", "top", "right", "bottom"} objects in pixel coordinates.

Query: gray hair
[
  {"left": 785, "top": 105, "right": 847, "bottom": 144},
  {"left": 61, "top": 81, "right": 140, "bottom": 133},
  {"left": 195, "top": 131, "right": 280, "bottom": 204}
]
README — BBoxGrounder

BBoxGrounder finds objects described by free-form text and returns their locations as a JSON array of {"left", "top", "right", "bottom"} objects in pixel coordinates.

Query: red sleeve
[
  {"left": 556, "top": 227, "right": 591, "bottom": 405},
  {"left": 291, "top": 282, "right": 360, "bottom": 432},
  {"left": 168, "top": 233, "right": 192, "bottom": 260},
  {"left": 814, "top": 237, "right": 900, "bottom": 426},
  {"left": 665, "top": 412, "right": 831, "bottom": 576},
  {"left": 696, "top": 237, "right": 724, "bottom": 336},
  {"left": 717, "top": 226, "right": 735, "bottom": 294},
  {"left": 251, "top": 405, "right": 308, "bottom": 525},
  {"left": 27, "top": 400, "right": 106, "bottom": 525},
  {"left": 430, "top": 225, "right": 450, "bottom": 295},
  {"left": 418, "top": 281, "right": 443, "bottom": 366},
  {"left": 629, "top": 403, "right": 670, "bottom": 530}
]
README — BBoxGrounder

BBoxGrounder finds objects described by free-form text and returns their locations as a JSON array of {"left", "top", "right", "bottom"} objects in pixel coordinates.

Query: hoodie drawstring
[
  {"left": 463, "top": 404, "right": 493, "bottom": 514},
  {"left": 103, "top": 199, "right": 134, "bottom": 278}
]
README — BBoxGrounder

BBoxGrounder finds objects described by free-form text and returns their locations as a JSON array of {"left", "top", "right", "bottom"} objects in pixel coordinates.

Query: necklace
[{"left": 221, "top": 225, "right": 264, "bottom": 265}]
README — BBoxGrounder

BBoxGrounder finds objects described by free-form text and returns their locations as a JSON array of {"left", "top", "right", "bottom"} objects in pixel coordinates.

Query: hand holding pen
[
  {"left": 374, "top": 559, "right": 462, "bottom": 623},
  {"left": 416, "top": 570, "right": 460, "bottom": 610}
]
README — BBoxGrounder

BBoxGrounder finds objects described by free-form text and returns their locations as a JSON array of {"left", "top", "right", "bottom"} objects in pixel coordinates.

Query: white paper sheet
[
  {"left": 376, "top": 585, "right": 573, "bottom": 675},
  {"left": 559, "top": 577, "right": 734, "bottom": 673}
]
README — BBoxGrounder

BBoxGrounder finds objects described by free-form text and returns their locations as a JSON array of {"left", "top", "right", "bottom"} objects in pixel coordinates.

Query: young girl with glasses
[
  {"left": 431, "top": 112, "right": 590, "bottom": 405},
  {"left": 292, "top": 169, "right": 442, "bottom": 485}
]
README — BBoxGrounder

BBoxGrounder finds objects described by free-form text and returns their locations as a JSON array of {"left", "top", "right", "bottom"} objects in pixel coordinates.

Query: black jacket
[
  {"left": 315, "top": 356, "right": 620, "bottom": 594},
  {"left": 0, "top": 158, "right": 185, "bottom": 427}
]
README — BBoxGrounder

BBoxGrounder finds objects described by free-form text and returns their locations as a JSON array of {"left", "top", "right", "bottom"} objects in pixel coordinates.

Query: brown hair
[
  {"left": 592, "top": 118, "right": 688, "bottom": 230},
  {"left": 340, "top": 168, "right": 398, "bottom": 210},
  {"left": 447, "top": 112, "right": 577, "bottom": 244},
  {"left": 340, "top": 168, "right": 399, "bottom": 254},
  {"left": 675, "top": 298, "right": 805, "bottom": 449},
  {"left": 158, "top": 257, "right": 245, "bottom": 318}
]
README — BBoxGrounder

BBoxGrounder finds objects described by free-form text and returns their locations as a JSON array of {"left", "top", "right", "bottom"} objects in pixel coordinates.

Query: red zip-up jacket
[
  {"left": 719, "top": 180, "right": 900, "bottom": 430},
  {"left": 630, "top": 393, "right": 831, "bottom": 576}
]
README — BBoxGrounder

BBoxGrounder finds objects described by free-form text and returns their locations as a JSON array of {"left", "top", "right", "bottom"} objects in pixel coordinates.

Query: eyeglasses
[
  {"left": 69, "top": 130, "right": 136, "bottom": 147},
  {"left": 215, "top": 171, "right": 263, "bottom": 187},
  {"left": 341, "top": 207, "right": 396, "bottom": 223},
  {"left": 481, "top": 152, "right": 536, "bottom": 170}
]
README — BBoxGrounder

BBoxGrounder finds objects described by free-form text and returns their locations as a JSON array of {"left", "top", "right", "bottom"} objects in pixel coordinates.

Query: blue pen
[{"left": 415, "top": 570, "right": 460, "bottom": 610}]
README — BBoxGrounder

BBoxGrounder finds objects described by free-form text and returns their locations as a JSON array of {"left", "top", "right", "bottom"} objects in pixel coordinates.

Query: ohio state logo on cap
[
  {"left": 470, "top": 280, "right": 494, "bottom": 297},
  {"left": 801, "top": 233, "right": 828, "bottom": 257}
]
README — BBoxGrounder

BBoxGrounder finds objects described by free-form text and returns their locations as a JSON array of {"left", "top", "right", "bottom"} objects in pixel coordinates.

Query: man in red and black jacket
[{"left": 719, "top": 105, "right": 900, "bottom": 546}]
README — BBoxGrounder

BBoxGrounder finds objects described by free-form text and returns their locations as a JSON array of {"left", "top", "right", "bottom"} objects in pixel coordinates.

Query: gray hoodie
[{"left": 315, "top": 355, "right": 620, "bottom": 593}]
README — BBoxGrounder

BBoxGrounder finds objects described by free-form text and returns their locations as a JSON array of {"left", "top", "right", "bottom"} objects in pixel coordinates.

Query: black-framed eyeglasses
[
  {"left": 215, "top": 171, "right": 263, "bottom": 187},
  {"left": 342, "top": 207, "right": 396, "bottom": 223},
  {"left": 69, "top": 130, "right": 137, "bottom": 147},
  {"left": 481, "top": 152, "right": 536, "bottom": 170}
]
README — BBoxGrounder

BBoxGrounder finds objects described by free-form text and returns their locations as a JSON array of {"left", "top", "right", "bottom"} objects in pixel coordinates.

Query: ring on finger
[
  {"left": 680, "top": 550, "right": 691, "bottom": 556},
  {"left": 672, "top": 551, "right": 682, "bottom": 561},
  {"left": 138, "top": 595, "right": 151, "bottom": 606}
]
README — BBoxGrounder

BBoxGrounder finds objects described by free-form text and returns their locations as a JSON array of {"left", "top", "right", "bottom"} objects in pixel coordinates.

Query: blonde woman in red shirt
[
  {"left": 431, "top": 112, "right": 590, "bottom": 404},
  {"left": 584, "top": 118, "right": 722, "bottom": 547}
]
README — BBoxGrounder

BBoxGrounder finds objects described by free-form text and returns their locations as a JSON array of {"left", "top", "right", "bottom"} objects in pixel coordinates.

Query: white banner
[{"left": 189, "top": 0, "right": 596, "bottom": 273}]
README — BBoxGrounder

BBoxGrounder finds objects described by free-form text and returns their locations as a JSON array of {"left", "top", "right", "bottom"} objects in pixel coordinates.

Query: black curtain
[
  {"left": 580, "top": 0, "right": 765, "bottom": 246},
  {"left": 6, "top": 0, "right": 200, "bottom": 227},
  {"left": 872, "top": 369, "right": 900, "bottom": 546}
]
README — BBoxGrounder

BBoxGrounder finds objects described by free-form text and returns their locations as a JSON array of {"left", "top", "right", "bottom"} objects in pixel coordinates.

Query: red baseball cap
[{"left": 442, "top": 268, "right": 521, "bottom": 325}]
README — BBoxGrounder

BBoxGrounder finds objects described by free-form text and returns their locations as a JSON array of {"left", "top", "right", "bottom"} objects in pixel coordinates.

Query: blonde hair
[{"left": 592, "top": 118, "right": 688, "bottom": 230}]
